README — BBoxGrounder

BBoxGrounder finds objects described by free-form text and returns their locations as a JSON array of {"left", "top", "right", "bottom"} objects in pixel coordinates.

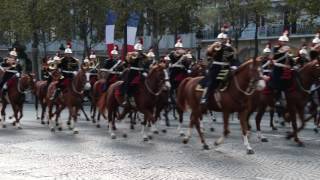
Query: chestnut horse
[
  {"left": 46, "top": 67, "right": 91, "bottom": 134},
  {"left": 0, "top": 73, "right": 35, "bottom": 129},
  {"left": 177, "top": 57, "right": 264, "bottom": 154},
  {"left": 99, "top": 63, "right": 166, "bottom": 140}
]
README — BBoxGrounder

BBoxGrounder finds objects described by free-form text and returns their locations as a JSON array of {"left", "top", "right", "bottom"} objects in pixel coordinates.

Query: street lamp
[{"left": 196, "top": 29, "right": 203, "bottom": 60}]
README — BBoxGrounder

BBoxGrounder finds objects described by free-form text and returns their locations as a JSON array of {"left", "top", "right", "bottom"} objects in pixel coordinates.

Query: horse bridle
[
  {"left": 144, "top": 68, "right": 166, "bottom": 96},
  {"left": 233, "top": 64, "right": 263, "bottom": 96},
  {"left": 71, "top": 71, "right": 91, "bottom": 95}
]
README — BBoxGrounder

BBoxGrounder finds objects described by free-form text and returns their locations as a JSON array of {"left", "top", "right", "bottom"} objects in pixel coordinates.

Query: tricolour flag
[
  {"left": 105, "top": 10, "right": 117, "bottom": 57},
  {"left": 126, "top": 12, "right": 140, "bottom": 53}
]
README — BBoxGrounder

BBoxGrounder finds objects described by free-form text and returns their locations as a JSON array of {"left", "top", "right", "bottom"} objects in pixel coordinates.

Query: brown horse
[
  {"left": 34, "top": 70, "right": 60, "bottom": 124},
  {"left": 177, "top": 56, "right": 264, "bottom": 154},
  {"left": 99, "top": 63, "right": 166, "bottom": 140},
  {"left": 46, "top": 67, "right": 91, "bottom": 134},
  {"left": 0, "top": 73, "right": 35, "bottom": 129}
]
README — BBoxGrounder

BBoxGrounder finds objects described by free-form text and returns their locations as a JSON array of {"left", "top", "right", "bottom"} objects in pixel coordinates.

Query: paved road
[{"left": 0, "top": 105, "right": 319, "bottom": 180}]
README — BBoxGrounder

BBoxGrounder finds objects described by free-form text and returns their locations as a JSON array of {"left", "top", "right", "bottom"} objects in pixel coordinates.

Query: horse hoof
[
  {"left": 247, "top": 149, "right": 255, "bottom": 155},
  {"left": 148, "top": 135, "right": 153, "bottom": 140},
  {"left": 96, "top": 124, "right": 101, "bottom": 128},
  {"left": 2, "top": 125, "right": 6, "bottom": 128},
  {"left": 272, "top": 127, "right": 278, "bottom": 131},
  {"left": 130, "top": 125, "right": 135, "bottom": 130},
  {"left": 153, "top": 130, "right": 159, "bottom": 135},
  {"left": 112, "top": 127, "right": 117, "bottom": 131},
  {"left": 162, "top": 129, "right": 167, "bottom": 133},
  {"left": 261, "top": 138, "right": 269, "bottom": 142},
  {"left": 67, "top": 122, "right": 71, "bottom": 126},
  {"left": 111, "top": 134, "right": 116, "bottom": 139},
  {"left": 212, "top": 118, "right": 217, "bottom": 122},
  {"left": 37, "top": 117, "right": 40, "bottom": 120},
  {"left": 203, "top": 144, "right": 210, "bottom": 150},
  {"left": 210, "top": 128, "right": 215, "bottom": 132},
  {"left": 41, "top": 121, "right": 45, "bottom": 125},
  {"left": 280, "top": 122, "right": 285, "bottom": 127},
  {"left": 143, "top": 137, "right": 149, "bottom": 142},
  {"left": 123, "top": 134, "right": 127, "bottom": 138},
  {"left": 58, "top": 127, "right": 63, "bottom": 131},
  {"left": 180, "top": 133, "right": 185, "bottom": 137},
  {"left": 73, "top": 130, "right": 79, "bottom": 135},
  {"left": 50, "top": 128, "right": 55, "bottom": 133},
  {"left": 55, "top": 123, "right": 59, "bottom": 127},
  {"left": 182, "top": 138, "right": 189, "bottom": 144},
  {"left": 9, "top": 116, "right": 12, "bottom": 120},
  {"left": 214, "top": 141, "right": 220, "bottom": 146},
  {"left": 17, "top": 127, "right": 22, "bottom": 130},
  {"left": 12, "top": 122, "right": 16, "bottom": 126}
]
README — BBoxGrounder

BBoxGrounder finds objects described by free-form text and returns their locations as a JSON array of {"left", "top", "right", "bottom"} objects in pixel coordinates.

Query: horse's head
[
  {"left": 190, "top": 61, "right": 207, "bottom": 77},
  {"left": 75, "top": 66, "right": 92, "bottom": 91},
  {"left": 146, "top": 63, "right": 167, "bottom": 93},
  {"left": 302, "top": 60, "right": 320, "bottom": 82},
  {"left": 20, "top": 73, "right": 36, "bottom": 91},
  {"left": 235, "top": 57, "right": 265, "bottom": 92}
]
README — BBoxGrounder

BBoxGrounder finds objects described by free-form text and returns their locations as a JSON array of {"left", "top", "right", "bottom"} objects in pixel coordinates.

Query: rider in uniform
[
  {"left": 168, "top": 38, "right": 191, "bottom": 89},
  {"left": 0, "top": 48, "right": 22, "bottom": 95},
  {"left": 261, "top": 43, "right": 272, "bottom": 76},
  {"left": 270, "top": 31, "right": 294, "bottom": 105},
  {"left": 121, "top": 40, "right": 147, "bottom": 105},
  {"left": 51, "top": 45, "right": 79, "bottom": 100},
  {"left": 101, "top": 46, "right": 122, "bottom": 92},
  {"left": 296, "top": 44, "right": 309, "bottom": 68},
  {"left": 199, "top": 29, "right": 237, "bottom": 104}
]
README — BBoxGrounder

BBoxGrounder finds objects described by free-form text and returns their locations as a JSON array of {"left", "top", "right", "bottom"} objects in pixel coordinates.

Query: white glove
[
  {"left": 15, "top": 72, "right": 20, "bottom": 77},
  {"left": 73, "top": 71, "right": 77, "bottom": 75},
  {"left": 165, "top": 81, "right": 171, "bottom": 89},
  {"left": 142, "top": 72, "right": 148, "bottom": 77},
  {"left": 231, "top": 66, "right": 237, "bottom": 70},
  {"left": 187, "top": 70, "right": 191, "bottom": 74}
]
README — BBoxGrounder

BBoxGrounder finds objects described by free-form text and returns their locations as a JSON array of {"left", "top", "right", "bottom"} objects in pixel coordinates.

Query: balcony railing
[{"left": 201, "top": 24, "right": 318, "bottom": 40}]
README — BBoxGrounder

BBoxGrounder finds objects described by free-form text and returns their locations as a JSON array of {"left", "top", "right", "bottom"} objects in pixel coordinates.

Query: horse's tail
[{"left": 177, "top": 77, "right": 191, "bottom": 112}]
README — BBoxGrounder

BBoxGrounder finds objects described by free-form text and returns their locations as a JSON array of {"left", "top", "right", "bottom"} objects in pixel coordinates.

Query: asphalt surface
[{"left": 0, "top": 105, "right": 319, "bottom": 180}]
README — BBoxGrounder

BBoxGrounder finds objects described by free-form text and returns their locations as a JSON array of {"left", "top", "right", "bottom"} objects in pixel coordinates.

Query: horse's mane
[{"left": 148, "top": 63, "right": 165, "bottom": 77}]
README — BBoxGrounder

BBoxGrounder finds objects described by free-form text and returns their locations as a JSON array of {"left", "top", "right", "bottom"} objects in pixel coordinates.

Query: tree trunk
[
  {"left": 254, "top": 13, "right": 259, "bottom": 58},
  {"left": 42, "top": 31, "right": 47, "bottom": 57},
  {"left": 32, "top": 32, "right": 39, "bottom": 79},
  {"left": 123, "top": 23, "right": 128, "bottom": 60}
]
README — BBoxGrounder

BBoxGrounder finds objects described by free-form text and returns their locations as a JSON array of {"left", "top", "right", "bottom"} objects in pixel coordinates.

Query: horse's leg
[
  {"left": 40, "top": 102, "right": 47, "bottom": 125},
  {"left": 72, "top": 106, "right": 80, "bottom": 134},
  {"left": 35, "top": 95, "right": 40, "bottom": 120},
  {"left": 80, "top": 105, "right": 90, "bottom": 122},
  {"left": 47, "top": 103, "right": 55, "bottom": 132},
  {"left": 256, "top": 106, "right": 268, "bottom": 142},
  {"left": 0, "top": 100, "right": 7, "bottom": 128},
  {"left": 269, "top": 108, "right": 278, "bottom": 130},
  {"left": 108, "top": 108, "right": 116, "bottom": 139},
  {"left": 151, "top": 108, "right": 160, "bottom": 135},
  {"left": 12, "top": 105, "right": 21, "bottom": 129},
  {"left": 177, "top": 108, "right": 185, "bottom": 137},
  {"left": 214, "top": 112, "right": 230, "bottom": 146},
  {"left": 141, "top": 114, "right": 149, "bottom": 141},
  {"left": 16, "top": 104, "right": 24, "bottom": 129},
  {"left": 286, "top": 108, "right": 304, "bottom": 146},
  {"left": 239, "top": 110, "right": 254, "bottom": 154},
  {"left": 182, "top": 111, "right": 194, "bottom": 145},
  {"left": 193, "top": 112, "right": 209, "bottom": 150}
]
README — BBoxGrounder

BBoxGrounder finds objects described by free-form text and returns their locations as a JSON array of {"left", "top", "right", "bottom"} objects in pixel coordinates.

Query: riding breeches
[
  {"left": 200, "top": 64, "right": 223, "bottom": 93},
  {"left": 121, "top": 69, "right": 140, "bottom": 97}
]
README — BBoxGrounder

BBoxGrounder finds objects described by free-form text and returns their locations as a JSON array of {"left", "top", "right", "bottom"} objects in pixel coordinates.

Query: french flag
[
  {"left": 126, "top": 12, "right": 140, "bottom": 52},
  {"left": 105, "top": 10, "right": 117, "bottom": 57}
]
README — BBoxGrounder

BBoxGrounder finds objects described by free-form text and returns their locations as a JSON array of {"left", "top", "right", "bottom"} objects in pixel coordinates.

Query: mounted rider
[
  {"left": 45, "top": 54, "right": 60, "bottom": 86},
  {"left": 168, "top": 37, "right": 192, "bottom": 90},
  {"left": 269, "top": 30, "right": 295, "bottom": 105},
  {"left": 0, "top": 48, "right": 22, "bottom": 96},
  {"left": 296, "top": 44, "right": 309, "bottom": 68},
  {"left": 310, "top": 33, "right": 320, "bottom": 61},
  {"left": 50, "top": 45, "right": 80, "bottom": 100},
  {"left": 261, "top": 43, "right": 272, "bottom": 76},
  {"left": 88, "top": 51, "right": 98, "bottom": 73},
  {"left": 101, "top": 45, "right": 123, "bottom": 92},
  {"left": 199, "top": 27, "right": 238, "bottom": 105},
  {"left": 121, "top": 39, "right": 147, "bottom": 106}
]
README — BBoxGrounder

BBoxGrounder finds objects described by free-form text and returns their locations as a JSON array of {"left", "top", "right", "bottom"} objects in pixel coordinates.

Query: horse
[
  {"left": 46, "top": 66, "right": 91, "bottom": 134},
  {"left": 177, "top": 43, "right": 264, "bottom": 154},
  {"left": 0, "top": 73, "right": 35, "bottom": 129},
  {"left": 99, "top": 62, "right": 166, "bottom": 140},
  {"left": 34, "top": 70, "right": 60, "bottom": 125}
]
